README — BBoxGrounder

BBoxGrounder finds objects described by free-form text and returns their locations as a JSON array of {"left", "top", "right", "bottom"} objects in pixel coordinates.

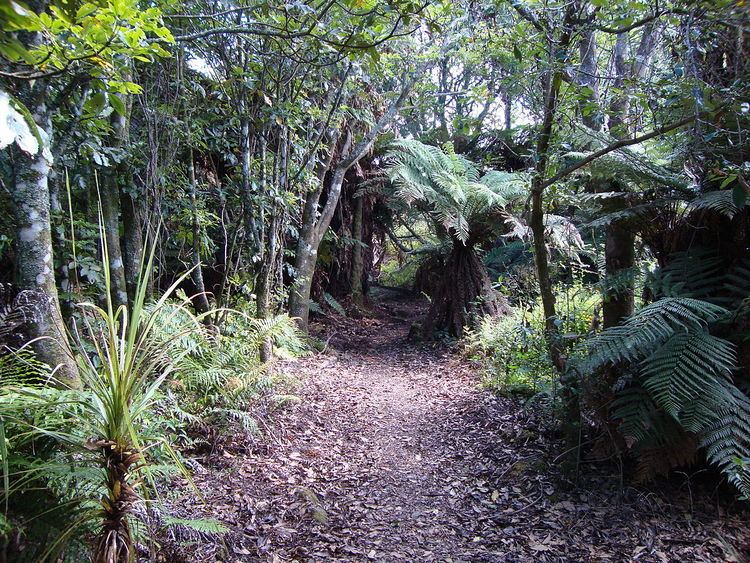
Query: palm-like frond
[
  {"left": 567, "top": 126, "right": 687, "bottom": 190},
  {"left": 586, "top": 292, "right": 749, "bottom": 496},
  {"left": 385, "top": 140, "right": 528, "bottom": 243}
]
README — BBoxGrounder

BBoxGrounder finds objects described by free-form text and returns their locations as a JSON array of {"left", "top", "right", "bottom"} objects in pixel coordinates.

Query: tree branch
[{"left": 541, "top": 114, "right": 699, "bottom": 189}]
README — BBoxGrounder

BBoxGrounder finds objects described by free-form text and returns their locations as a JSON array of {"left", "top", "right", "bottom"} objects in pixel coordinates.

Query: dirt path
[{"left": 175, "top": 291, "right": 750, "bottom": 562}]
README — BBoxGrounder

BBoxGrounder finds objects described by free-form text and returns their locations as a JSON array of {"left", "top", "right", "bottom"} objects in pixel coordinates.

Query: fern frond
[
  {"left": 701, "top": 385, "right": 750, "bottom": 497},
  {"left": 587, "top": 297, "right": 728, "bottom": 368},
  {"left": 163, "top": 516, "right": 228, "bottom": 535},
  {"left": 386, "top": 139, "right": 528, "bottom": 243},
  {"left": 688, "top": 190, "right": 749, "bottom": 218},
  {"left": 640, "top": 329, "right": 735, "bottom": 431}
]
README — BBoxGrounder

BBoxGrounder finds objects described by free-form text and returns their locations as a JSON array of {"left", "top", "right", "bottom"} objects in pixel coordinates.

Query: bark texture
[
  {"left": 422, "top": 242, "right": 509, "bottom": 338},
  {"left": 11, "top": 100, "right": 79, "bottom": 387},
  {"left": 101, "top": 100, "right": 130, "bottom": 309}
]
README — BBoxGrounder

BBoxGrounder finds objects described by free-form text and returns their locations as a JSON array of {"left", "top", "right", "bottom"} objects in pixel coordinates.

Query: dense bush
[{"left": 467, "top": 283, "right": 599, "bottom": 394}]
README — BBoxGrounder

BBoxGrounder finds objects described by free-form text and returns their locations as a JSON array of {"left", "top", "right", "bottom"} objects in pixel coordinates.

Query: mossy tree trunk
[
  {"left": 350, "top": 194, "right": 365, "bottom": 306},
  {"left": 101, "top": 97, "right": 130, "bottom": 309},
  {"left": 188, "top": 149, "right": 211, "bottom": 316},
  {"left": 11, "top": 95, "right": 79, "bottom": 387}
]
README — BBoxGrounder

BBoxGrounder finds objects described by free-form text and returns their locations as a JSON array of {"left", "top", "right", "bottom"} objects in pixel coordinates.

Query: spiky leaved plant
[{"left": 72, "top": 217, "right": 202, "bottom": 562}]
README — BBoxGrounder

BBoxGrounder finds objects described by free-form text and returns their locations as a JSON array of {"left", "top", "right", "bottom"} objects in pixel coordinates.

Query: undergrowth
[{"left": 467, "top": 282, "right": 599, "bottom": 395}]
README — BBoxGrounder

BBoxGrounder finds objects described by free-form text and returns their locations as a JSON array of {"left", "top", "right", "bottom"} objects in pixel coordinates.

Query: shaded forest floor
[{"left": 169, "top": 289, "right": 750, "bottom": 562}]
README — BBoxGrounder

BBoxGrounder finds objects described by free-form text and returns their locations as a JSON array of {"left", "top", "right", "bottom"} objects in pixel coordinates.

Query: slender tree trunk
[
  {"left": 602, "top": 24, "right": 659, "bottom": 328},
  {"left": 350, "top": 194, "right": 365, "bottom": 306},
  {"left": 240, "top": 113, "right": 260, "bottom": 254},
  {"left": 501, "top": 89, "right": 512, "bottom": 130},
  {"left": 256, "top": 130, "right": 277, "bottom": 362},
  {"left": 101, "top": 103, "right": 129, "bottom": 309},
  {"left": 11, "top": 98, "right": 79, "bottom": 387},
  {"left": 121, "top": 188, "right": 143, "bottom": 304},
  {"left": 578, "top": 29, "right": 600, "bottom": 130},
  {"left": 526, "top": 3, "right": 579, "bottom": 464},
  {"left": 289, "top": 165, "right": 347, "bottom": 329},
  {"left": 289, "top": 66, "right": 421, "bottom": 330},
  {"left": 117, "top": 91, "right": 144, "bottom": 305},
  {"left": 188, "top": 149, "right": 210, "bottom": 315},
  {"left": 101, "top": 173, "right": 128, "bottom": 309}
]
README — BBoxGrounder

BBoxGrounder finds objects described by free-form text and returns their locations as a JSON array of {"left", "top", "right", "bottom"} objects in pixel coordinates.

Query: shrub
[{"left": 468, "top": 283, "right": 599, "bottom": 394}]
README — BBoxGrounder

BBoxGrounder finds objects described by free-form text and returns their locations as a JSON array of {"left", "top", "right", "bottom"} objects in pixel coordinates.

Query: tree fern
[
  {"left": 688, "top": 189, "right": 750, "bottom": 218},
  {"left": 385, "top": 139, "right": 527, "bottom": 243},
  {"left": 587, "top": 293, "right": 750, "bottom": 496}
]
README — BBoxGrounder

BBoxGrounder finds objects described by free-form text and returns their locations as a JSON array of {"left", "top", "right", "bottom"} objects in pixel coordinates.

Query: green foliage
[
  {"left": 386, "top": 140, "right": 528, "bottom": 243},
  {"left": 585, "top": 285, "right": 750, "bottom": 495},
  {"left": 1, "top": 0, "right": 173, "bottom": 88},
  {"left": 150, "top": 304, "right": 307, "bottom": 436},
  {"left": 468, "top": 283, "right": 599, "bottom": 394}
]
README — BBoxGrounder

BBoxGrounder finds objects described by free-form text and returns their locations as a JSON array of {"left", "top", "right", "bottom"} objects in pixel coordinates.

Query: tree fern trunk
[
  {"left": 603, "top": 222, "right": 635, "bottom": 327},
  {"left": 422, "top": 241, "right": 507, "bottom": 337}
]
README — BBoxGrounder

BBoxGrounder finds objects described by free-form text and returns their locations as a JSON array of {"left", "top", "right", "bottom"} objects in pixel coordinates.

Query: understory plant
[
  {"left": 152, "top": 300, "right": 307, "bottom": 438},
  {"left": 2, "top": 222, "right": 208, "bottom": 561},
  {"left": 467, "top": 283, "right": 599, "bottom": 395},
  {"left": 580, "top": 249, "right": 750, "bottom": 495}
]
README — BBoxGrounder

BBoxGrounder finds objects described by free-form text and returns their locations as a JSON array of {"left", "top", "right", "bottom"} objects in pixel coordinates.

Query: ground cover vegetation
[{"left": 1, "top": 0, "right": 749, "bottom": 559}]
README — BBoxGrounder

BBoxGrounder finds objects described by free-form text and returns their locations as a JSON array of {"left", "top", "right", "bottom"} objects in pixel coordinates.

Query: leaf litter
[{"left": 163, "top": 290, "right": 750, "bottom": 562}]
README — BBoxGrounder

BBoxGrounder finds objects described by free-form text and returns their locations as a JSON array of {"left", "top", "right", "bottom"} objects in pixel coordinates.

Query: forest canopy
[{"left": 1, "top": 0, "right": 749, "bottom": 560}]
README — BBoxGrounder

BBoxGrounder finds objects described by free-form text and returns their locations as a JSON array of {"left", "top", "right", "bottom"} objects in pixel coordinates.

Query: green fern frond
[
  {"left": 386, "top": 139, "right": 528, "bottom": 243},
  {"left": 688, "top": 190, "right": 749, "bottom": 218},
  {"left": 163, "top": 515, "right": 228, "bottom": 535},
  {"left": 587, "top": 297, "right": 728, "bottom": 368},
  {"left": 701, "top": 386, "right": 750, "bottom": 497},
  {"left": 640, "top": 329, "right": 735, "bottom": 431}
]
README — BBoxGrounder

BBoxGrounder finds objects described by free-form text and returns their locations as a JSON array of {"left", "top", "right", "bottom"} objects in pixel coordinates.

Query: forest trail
[{"left": 179, "top": 290, "right": 750, "bottom": 562}]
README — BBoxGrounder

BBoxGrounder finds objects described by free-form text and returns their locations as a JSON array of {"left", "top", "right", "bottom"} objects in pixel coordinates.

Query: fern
[
  {"left": 640, "top": 329, "right": 735, "bottom": 432},
  {"left": 162, "top": 516, "right": 228, "bottom": 536},
  {"left": 688, "top": 189, "right": 750, "bottom": 218},
  {"left": 701, "top": 385, "right": 750, "bottom": 495},
  {"left": 385, "top": 139, "right": 528, "bottom": 243},
  {"left": 587, "top": 297, "right": 728, "bottom": 368},
  {"left": 323, "top": 292, "right": 347, "bottom": 316},
  {"left": 589, "top": 292, "right": 750, "bottom": 496}
]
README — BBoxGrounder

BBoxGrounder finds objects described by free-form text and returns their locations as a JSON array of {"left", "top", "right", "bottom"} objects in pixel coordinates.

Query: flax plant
[{"left": 72, "top": 213, "right": 204, "bottom": 562}]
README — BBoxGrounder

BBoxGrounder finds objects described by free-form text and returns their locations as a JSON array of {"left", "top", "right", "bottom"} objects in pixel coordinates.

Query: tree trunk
[
  {"left": 289, "top": 165, "right": 347, "bottom": 329},
  {"left": 602, "top": 24, "right": 659, "bottom": 327},
  {"left": 121, "top": 188, "right": 144, "bottom": 304},
  {"left": 602, "top": 223, "right": 636, "bottom": 326},
  {"left": 289, "top": 65, "right": 422, "bottom": 330},
  {"left": 101, "top": 172, "right": 128, "bottom": 309},
  {"left": 188, "top": 150, "right": 210, "bottom": 315},
  {"left": 422, "top": 241, "right": 508, "bottom": 337},
  {"left": 101, "top": 101, "right": 130, "bottom": 309},
  {"left": 578, "top": 29, "right": 600, "bottom": 130},
  {"left": 525, "top": 3, "right": 578, "bottom": 464},
  {"left": 240, "top": 114, "right": 260, "bottom": 255},
  {"left": 350, "top": 194, "right": 365, "bottom": 306},
  {"left": 11, "top": 101, "right": 79, "bottom": 387}
]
